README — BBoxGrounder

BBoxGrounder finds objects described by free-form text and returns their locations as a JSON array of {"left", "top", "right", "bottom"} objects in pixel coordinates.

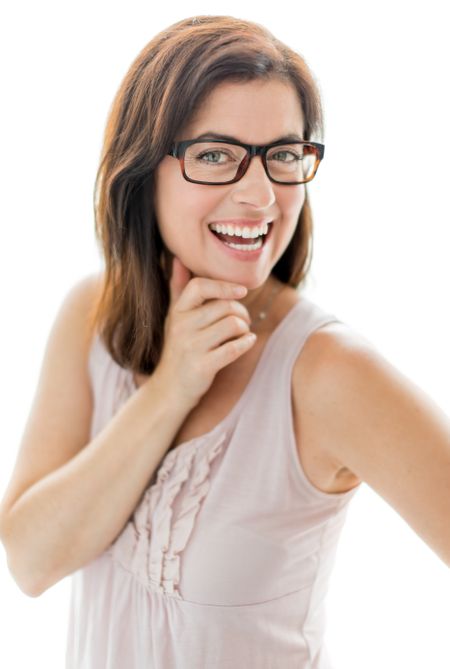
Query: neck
[
  {"left": 239, "top": 275, "right": 284, "bottom": 326},
  {"left": 188, "top": 268, "right": 284, "bottom": 326}
]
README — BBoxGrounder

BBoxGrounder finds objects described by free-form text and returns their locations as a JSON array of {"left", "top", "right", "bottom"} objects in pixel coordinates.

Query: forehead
[{"left": 179, "top": 79, "right": 305, "bottom": 143}]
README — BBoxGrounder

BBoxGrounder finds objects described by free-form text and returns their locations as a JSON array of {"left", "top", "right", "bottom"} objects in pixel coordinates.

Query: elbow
[
  {"left": 10, "top": 558, "right": 51, "bottom": 598},
  {"left": 3, "top": 551, "right": 48, "bottom": 598},
  {"left": 18, "top": 578, "right": 46, "bottom": 599},
  {"left": 0, "top": 534, "right": 51, "bottom": 599}
]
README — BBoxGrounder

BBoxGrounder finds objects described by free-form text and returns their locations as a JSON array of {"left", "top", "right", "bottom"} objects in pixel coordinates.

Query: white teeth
[
  {"left": 223, "top": 238, "right": 263, "bottom": 251},
  {"left": 208, "top": 222, "right": 270, "bottom": 238}
]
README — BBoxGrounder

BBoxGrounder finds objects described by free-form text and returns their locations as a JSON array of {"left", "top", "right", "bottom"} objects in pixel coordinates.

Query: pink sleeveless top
[{"left": 65, "top": 295, "right": 361, "bottom": 668}]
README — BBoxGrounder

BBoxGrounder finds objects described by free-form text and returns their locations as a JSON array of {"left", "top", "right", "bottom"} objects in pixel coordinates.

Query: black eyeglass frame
[{"left": 167, "top": 138, "right": 325, "bottom": 186}]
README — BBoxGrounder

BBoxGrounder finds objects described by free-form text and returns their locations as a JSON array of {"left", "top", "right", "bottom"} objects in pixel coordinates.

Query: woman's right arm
[
  {"left": 0, "top": 262, "right": 254, "bottom": 598},
  {"left": 0, "top": 275, "right": 193, "bottom": 598}
]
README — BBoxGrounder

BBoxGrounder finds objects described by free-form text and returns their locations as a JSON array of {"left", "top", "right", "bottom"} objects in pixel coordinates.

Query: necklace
[{"left": 249, "top": 283, "right": 284, "bottom": 327}]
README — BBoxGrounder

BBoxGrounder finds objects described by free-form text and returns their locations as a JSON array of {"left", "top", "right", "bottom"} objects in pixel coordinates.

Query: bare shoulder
[
  {"left": 294, "top": 319, "right": 379, "bottom": 390},
  {"left": 292, "top": 320, "right": 377, "bottom": 488},
  {"left": 71, "top": 270, "right": 104, "bottom": 325},
  {"left": 300, "top": 320, "right": 376, "bottom": 362},
  {"left": 77, "top": 270, "right": 104, "bottom": 297}
]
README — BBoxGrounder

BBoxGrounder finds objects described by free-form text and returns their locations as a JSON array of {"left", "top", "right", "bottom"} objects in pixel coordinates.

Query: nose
[{"left": 230, "top": 155, "right": 276, "bottom": 209}]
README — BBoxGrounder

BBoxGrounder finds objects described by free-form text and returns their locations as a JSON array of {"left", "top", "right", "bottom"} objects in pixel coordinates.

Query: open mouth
[{"left": 208, "top": 222, "right": 273, "bottom": 252}]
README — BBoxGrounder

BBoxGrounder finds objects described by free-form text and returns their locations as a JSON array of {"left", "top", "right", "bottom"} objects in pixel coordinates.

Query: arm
[
  {"left": 304, "top": 328, "right": 450, "bottom": 568},
  {"left": 0, "top": 275, "right": 192, "bottom": 597},
  {"left": 0, "top": 377, "right": 190, "bottom": 598}
]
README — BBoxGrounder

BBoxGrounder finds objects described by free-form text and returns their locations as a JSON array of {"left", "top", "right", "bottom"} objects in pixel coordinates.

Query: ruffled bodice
[
  {"left": 65, "top": 295, "right": 361, "bottom": 668},
  {"left": 108, "top": 430, "right": 228, "bottom": 600}
]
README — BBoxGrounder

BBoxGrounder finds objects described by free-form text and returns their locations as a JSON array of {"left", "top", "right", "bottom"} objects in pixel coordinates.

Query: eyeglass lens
[{"left": 183, "top": 141, "right": 318, "bottom": 183}]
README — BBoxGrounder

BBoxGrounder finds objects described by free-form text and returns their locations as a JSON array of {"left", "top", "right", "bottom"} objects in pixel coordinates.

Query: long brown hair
[{"left": 90, "top": 15, "right": 325, "bottom": 376}]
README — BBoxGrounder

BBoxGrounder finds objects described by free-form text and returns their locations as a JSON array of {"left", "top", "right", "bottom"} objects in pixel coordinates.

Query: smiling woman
[
  {"left": 1, "top": 12, "right": 448, "bottom": 669},
  {"left": 153, "top": 78, "right": 308, "bottom": 286},
  {"left": 90, "top": 22, "right": 324, "bottom": 375}
]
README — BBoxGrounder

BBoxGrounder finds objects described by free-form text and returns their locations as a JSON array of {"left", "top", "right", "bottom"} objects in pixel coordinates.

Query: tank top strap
[
  {"left": 240, "top": 294, "right": 342, "bottom": 400},
  {"left": 277, "top": 295, "right": 342, "bottom": 372}
]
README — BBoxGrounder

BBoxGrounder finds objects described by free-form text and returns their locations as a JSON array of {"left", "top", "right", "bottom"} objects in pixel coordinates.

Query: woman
[{"left": 1, "top": 14, "right": 449, "bottom": 669}]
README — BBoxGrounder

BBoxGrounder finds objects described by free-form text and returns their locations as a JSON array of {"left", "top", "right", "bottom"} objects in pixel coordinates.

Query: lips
[{"left": 208, "top": 220, "right": 273, "bottom": 252}]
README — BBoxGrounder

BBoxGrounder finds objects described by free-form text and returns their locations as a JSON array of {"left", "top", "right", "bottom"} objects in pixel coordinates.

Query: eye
[
  {"left": 269, "top": 150, "right": 301, "bottom": 163},
  {"left": 196, "top": 150, "right": 234, "bottom": 164}
]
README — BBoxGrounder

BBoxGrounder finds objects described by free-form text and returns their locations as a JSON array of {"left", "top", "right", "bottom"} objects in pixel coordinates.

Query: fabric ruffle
[{"left": 107, "top": 431, "right": 228, "bottom": 599}]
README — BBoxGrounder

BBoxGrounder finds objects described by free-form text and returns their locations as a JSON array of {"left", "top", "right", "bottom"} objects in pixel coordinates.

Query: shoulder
[
  {"left": 292, "top": 320, "right": 386, "bottom": 476},
  {"left": 293, "top": 318, "right": 422, "bottom": 473},
  {"left": 44, "top": 271, "right": 106, "bottom": 365},
  {"left": 294, "top": 320, "right": 378, "bottom": 382},
  {"left": 65, "top": 271, "right": 104, "bottom": 333},
  {"left": 60, "top": 271, "right": 104, "bottom": 310},
  {"left": 70, "top": 270, "right": 104, "bottom": 300}
]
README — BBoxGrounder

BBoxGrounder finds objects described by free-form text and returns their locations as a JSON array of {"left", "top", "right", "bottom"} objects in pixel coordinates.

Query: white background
[{"left": 0, "top": 1, "right": 449, "bottom": 667}]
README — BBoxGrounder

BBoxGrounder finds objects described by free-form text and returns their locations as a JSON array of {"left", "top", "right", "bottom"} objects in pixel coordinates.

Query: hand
[{"left": 155, "top": 255, "right": 256, "bottom": 410}]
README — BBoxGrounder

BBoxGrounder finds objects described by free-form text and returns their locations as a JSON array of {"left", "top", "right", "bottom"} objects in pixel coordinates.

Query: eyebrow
[{"left": 194, "top": 131, "right": 304, "bottom": 144}]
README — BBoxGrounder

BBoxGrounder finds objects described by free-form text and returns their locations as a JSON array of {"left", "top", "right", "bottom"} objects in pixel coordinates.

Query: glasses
[{"left": 167, "top": 138, "right": 325, "bottom": 185}]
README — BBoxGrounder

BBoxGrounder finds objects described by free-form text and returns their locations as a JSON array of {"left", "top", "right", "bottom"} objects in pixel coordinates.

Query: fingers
[{"left": 168, "top": 256, "right": 248, "bottom": 312}]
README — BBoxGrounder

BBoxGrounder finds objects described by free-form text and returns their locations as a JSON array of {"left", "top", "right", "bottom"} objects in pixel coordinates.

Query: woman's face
[{"left": 153, "top": 78, "right": 306, "bottom": 290}]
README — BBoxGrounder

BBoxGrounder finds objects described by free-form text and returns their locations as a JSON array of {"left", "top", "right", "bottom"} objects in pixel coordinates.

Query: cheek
[
  {"left": 178, "top": 187, "right": 221, "bottom": 219},
  {"left": 280, "top": 185, "right": 306, "bottom": 217},
  {"left": 155, "top": 159, "right": 215, "bottom": 213},
  {"left": 153, "top": 167, "right": 223, "bottom": 250},
  {"left": 274, "top": 188, "right": 305, "bottom": 250},
  {"left": 154, "top": 163, "right": 195, "bottom": 240},
  {"left": 154, "top": 160, "right": 182, "bottom": 216}
]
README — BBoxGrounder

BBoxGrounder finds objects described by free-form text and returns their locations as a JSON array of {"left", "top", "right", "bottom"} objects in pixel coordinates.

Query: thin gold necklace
[{"left": 249, "top": 283, "right": 284, "bottom": 327}]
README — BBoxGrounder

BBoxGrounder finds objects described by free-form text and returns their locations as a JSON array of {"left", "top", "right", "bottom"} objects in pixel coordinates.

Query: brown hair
[{"left": 90, "top": 15, "right": 325, "bottom": 376}]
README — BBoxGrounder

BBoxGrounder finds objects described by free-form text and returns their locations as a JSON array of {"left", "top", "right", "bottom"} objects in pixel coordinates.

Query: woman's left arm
[{"left": 306, "top": 330, "right": 450, "bottom": 568}]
